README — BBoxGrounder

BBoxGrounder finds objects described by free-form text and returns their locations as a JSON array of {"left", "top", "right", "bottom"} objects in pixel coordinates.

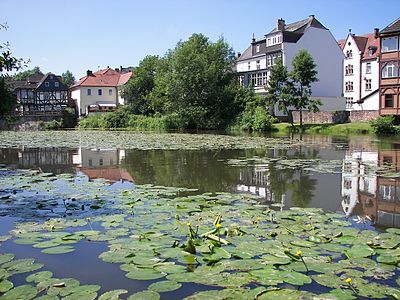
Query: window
[
  {"left": 346, "top": 49, "right": 353, "bottom": 59},
  {"left": 343, "top": 178, "right": 352, "bottom": 189},
  {"left": 87, "top": 89, "right": 91, "bottom": 96},
  {"left": 267, "top": 38, "right": 271, "bottom": 46},
  {"left": 267, "top": 56, "right": 272, "bottom": 66},
  {"left": 88, "top": 159, "right": 92, "bottom": 167},
  {"left": 98, "top": 89, "right": 102, "bottom": 96},
  {"left": 382, "top": 36, "right": 399, "bottom": 52},
  {"left": 382, "top": 62, "right": 398, "bottom": 78},
  {"left": 251, "top": 73, "right": 257, "bottom": 86},
  {"left": 385, "top": 94, "right": 394, "bottom": 108},
  {"left": 45, "top": 82, "right": 49, "bottom": 87},
  {"left": 366, "top": 62, "right": 371, "bottom": 74},
  {"left": 248, "top": 62, "right": 251, "bottom": 70},
  {"left": 345, "top": 81, "right": 353, "bottom": 92},
  {"left": 49, "top": 75, "right": 53, "bottom": 80},
  {"left": 272, "top": 37, "right": 276, "bottom": 44},
  {"left": 262, "top": 72, "right": 268, "bottom": 85},
  {"left": 365, "top": 79, "right": 372, "bottom": 91},
  {"left": 109, "top": 89, "right": 113, "bottom": 96},
  {"left": 239, "top": 75, "right": 244, "bottom": 86},
  {"left": 345, "top": 64, "right": 353, "bottom": 75},
  {"left": 55, "top": 82, "right": 59, "bottom": 87},
  {"left": 99, "top": 158, "right": 103, "bottom": 166},
  {"left": 277, "top": 35, "right": 282, "bottom": 43},
  {"left": 256, "top": 60, "right": 260, "bottom": 70},
  {"left": 256, "top": 44, "right": 260, "bottom": 52}
]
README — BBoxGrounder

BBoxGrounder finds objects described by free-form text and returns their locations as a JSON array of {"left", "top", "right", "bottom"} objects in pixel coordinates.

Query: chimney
[
  {"left": 277, "top": 18, "right": 285, "bottom": 31},
  {"left": 120, "top": 66, "right": 123, "bottom": 72},
  {"left": 86, "top": 70, "right": 93, "bottom": 76},
  {"left": 237, "top": 52, "right": 241, "bottom": 58},
  {"left": 309, "top": 14, "right": 315, "bottom": 18},
  {"left": 251, "top": 33, "right": 256, "bottom": 43},
  {"left": 374, "top": 28, "right": 379, "bottom": 38}
]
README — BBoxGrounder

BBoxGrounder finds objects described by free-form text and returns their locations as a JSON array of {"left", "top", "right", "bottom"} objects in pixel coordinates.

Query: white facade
[
  {"left": 71, "top": 87, "right": 122, "bottom": 116},
  {"left": 284, "top": 27, "right": 343, "bottom": 98},
  {"left": 341, "top": 33, "right": 380, "bottom": 111}
]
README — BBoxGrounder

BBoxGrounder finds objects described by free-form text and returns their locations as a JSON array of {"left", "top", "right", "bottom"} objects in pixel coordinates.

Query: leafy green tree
[
  {"left": 291, "top": 50, "right": 320, "bottom": 127},
  {"left": 150, "top": 33, "right": 239, "bottom": 129},
  {"left": 121, "top": 55, "right": 160, "bottom": 115},
  {"left": 61, "top": 70, "right": 75, "bottom": 87},
  {"left": 13, "top": 66, "right": 43, "bottom": 80},
  {"left": 290, "top": 170, "right": 316, "bottom": 208},
  {"left": 265, "top": 59, "right": 295, "bottom": 126},
  {"left": 0, "top": 23, "right": 28, "bottom": 115}
]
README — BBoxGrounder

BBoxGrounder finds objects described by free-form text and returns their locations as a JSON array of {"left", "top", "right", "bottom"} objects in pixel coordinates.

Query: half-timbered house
[{"left": 12, "top": 73, "right": 69, "bottom": 115}]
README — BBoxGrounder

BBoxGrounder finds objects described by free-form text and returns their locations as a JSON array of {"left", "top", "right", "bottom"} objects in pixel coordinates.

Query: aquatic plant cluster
[{"left": 0, "top": 167, "right": 399, "bottom": 299}]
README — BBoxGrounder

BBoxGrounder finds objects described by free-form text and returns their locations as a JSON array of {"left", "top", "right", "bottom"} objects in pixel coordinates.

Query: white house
[
  {"left": 237, "top": 15, "right": 345, "bottom": 115},
  {"left": 70, "top": 67, "right": 133, "bottom": 116},
  {"left": 339, "top": 29, "right": 380, "bottom": 111}
]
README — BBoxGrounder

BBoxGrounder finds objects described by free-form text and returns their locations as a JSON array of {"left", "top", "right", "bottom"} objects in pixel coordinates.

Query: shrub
[
  {"left": 370, "top": 116, "right": 398, "bottom": 135},
  {"left": 40, "top": 119, "right": 63, "bottom": 130},
  {"left": 237, "top": 104, "right": 275, "bottom": 132}
]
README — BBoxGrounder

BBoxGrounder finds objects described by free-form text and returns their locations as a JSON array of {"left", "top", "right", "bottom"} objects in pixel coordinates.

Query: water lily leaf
[
  {"left": 26, "top": 270, "right": 53, "bottom": 283},
  {"left": 319, "top": 288, "right": 357, "bottom": 300},
  {"left": 0, "top": 284, "right": 37, "bottom": 300},
  {"left": 59, "top": 284, "right": 101, "bottom": 298},
  {"left": 98, "top": 289, "right": 128, "bottom": 300},
  {"left": 148, "top": 280, "right": 182, "bottom": 292},
  {"left": 33, "top": 240, "right": 62, "bottom": 248},
  {"left": 0, "top": 254, "right": 14, "bottom": 265},
  {"left": 376, "top": 255, "right": 399, "bottom": 265},
  {"left": 257, "top": 288, "right": 309, "bottom": 300},
  {"left": 127, "top": 290, "right": 160, "bottom": 300},
  {"left": 261, "top": 254, "right": 291, "bottom": 266},
  {"left": 0, "top": 235, "right": 11, "bottom": 242},
  {"left": 344, "top": 244, "right": 374, "bottom": 258},
  {"left": 41, "top": 245, "right": 75, "bottom": 254},
  {"left": 125, "top": 269, "right": 165, "bottom": 280},
  {"left": 387, "top": 228, "right": 400, "bottom": 235},
  {"left": 62, "top": 291, "right": 98, "bottom": 300},
  {"left": 312, "top": 273, "right": 344, "bottom": 288},
  {"left": 154, "top": 263, "right": 187, "bottom": 274},
  {"left": 0, "top": 279, "right": 13, "bottom": 293},
  {"left": 2, "top": 258, "right": 43, "bottom": 275}
]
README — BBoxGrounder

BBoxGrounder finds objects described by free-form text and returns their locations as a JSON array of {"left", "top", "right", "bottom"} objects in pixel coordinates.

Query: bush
[
  {"left": 237, "top": 104, "right": 275, "bottom": 132},
  {"left": 370, "top": 116, "right": 398, "bottom": 135},
  {"left": 40, "top": 119, "right": 63, "bottom": 130}
]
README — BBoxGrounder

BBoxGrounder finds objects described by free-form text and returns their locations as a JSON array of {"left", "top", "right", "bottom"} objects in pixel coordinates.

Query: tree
[
  {"left": 149, "top": 33, "right": 239, "bottom": 129},
  {"left": 13, "top": 66, "right": 43, "bottom": 80},
  {"left": 121, "top": 55, "right": 159, "bottom": 115},
  {"left": 0, "top": 23, "right": 28, "bottom": 115},
  {"left": 61, "top": 70, "right": 75, "bottom": 87},
  {"left": 291, "top": 49, "right": 320, "bottom": 127},
  {"left": 265, "top": 59, "right": 295, "bottom": 127}
]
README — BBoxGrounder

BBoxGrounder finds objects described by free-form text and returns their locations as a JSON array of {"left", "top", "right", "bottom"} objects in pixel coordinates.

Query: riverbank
[{"left": 272, "top": 122, "right": 373, "bottom": 135}]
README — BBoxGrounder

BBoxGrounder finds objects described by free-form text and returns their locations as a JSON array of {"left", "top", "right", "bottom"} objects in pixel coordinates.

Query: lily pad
[
  {"left": 0, "top": 279, "right": 13, "bottom": 293},
  {"left": 26, "top": 271, "right": 53, "bottom": 283},
  {"left": 148, "top": 280, "right": 182, "bottom": 293},
  {"left": 41, "top": 245, "right": 75, "bottom": 254},
  {"left": 0, "top": 284, "right": 38, "bottom": 300},
  {"left": 125, "top": 269, "right": 166, "bottom": 280},
  {"left": 98, "top": 289, "right": 129, "bottom": 300},
  {"left": 127, "top": 290, "right": 160, "bottom": 300}
]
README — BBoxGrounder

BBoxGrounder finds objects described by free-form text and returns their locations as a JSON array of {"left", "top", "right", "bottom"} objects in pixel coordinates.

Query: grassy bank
[{"left": 272, "top": 122, "right": 373, "bottom": 135}]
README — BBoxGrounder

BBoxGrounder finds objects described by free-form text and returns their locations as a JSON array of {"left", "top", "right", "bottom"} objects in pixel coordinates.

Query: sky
[{"left": 1, "top": 0, "right": 399, "bottom": 79}]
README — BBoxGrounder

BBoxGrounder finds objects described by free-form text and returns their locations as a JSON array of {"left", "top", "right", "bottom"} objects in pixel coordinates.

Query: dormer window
[
  {"left": 49, "top": 75, "right": 53, "bottom": 80},
  {"left": 256, "top": 44, "right": 260, "bottom": 52}
]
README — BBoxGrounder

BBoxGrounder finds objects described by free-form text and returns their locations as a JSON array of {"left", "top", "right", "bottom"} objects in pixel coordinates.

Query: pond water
[{"left": 0, "top": 131, "right": 399, "bottom": 299}]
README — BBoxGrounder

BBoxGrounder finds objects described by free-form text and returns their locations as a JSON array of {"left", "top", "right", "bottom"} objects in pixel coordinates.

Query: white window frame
[
  {"left": 382, "top": 63, "right": 398, "bottom": 78},
  {"left": 366, "top": 62, "right": 371, "bottom": 74},
  {"left": 381, "top": 36, "right": 399, "bottom": 53}
]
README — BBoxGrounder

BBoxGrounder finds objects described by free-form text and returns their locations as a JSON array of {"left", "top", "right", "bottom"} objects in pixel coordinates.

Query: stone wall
[
  {"left": 0, "top": 116, "right": 62, "bottom": 130},
  {"left": 291, "top": 110, "right": 349, "bottom": 124},
  {"left": 348, "top": 110, "right": 379, "bottom": 123}
]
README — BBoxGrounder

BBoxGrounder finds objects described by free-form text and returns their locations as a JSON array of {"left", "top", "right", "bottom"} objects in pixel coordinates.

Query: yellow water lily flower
[
  {"left": 345, "top": 277, "right": 352, "bottom": 284},
  {"left": 215, "top": 223, "right": 222, "bottom": 229},
  {"left": 296, "top": 250, "right": 302, "bottom": 256}
]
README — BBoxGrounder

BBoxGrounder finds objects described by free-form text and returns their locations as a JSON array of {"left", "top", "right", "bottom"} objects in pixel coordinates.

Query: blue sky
[{"left": 1, "top": 0, "right": 398, "bottom": 79}]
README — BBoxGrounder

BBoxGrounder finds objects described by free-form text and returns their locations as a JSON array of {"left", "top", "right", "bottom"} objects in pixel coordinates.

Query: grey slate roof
[
  {"left": 268, "top": 15, "right": 327, "bottom": 35},
  {"left": 380, "top": 18, "right": 400, "bottom": 35}
]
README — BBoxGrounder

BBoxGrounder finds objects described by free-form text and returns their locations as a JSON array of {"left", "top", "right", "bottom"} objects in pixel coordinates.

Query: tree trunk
[{"left": 300, "top": 108, "right": 303, "bottom": 128}]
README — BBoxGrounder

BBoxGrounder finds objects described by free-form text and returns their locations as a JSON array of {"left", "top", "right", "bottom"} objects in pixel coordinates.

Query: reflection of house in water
[
  {"left": 341, "top": 151, "right": 378, "bottom": 216},
  {"left": 236, "top": 166, "right": 285, "bottom": 207},
  {"left": 0, "top": 147, "right": 75, "bottom": 174},
  {"left": 73, "top": 148, "right": 134, "bottom": 183},
  {"left": 342, "top": 149, "right": 400, "bottom": 227}
]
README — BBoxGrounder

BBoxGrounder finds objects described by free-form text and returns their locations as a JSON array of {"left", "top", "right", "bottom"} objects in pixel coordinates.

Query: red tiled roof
[
  {"left": 337, "top": 39, "right": 346, "bottom": 50},
  {"left": 361, "top": 33, "right": 380, "bottom": 60},
  {"left": 71, "top": 68, "right": 133, "bottom": 89}
]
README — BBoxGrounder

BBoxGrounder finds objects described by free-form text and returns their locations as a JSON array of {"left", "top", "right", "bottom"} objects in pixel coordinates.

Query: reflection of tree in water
[
  {"left": 290, "top": 169, "right": 317, "bottom": 208},
  {"left": 268, "top": 147, "right": 319, "bottom": 208},
  {"left": 121, "top": 149, "right": 264, "bottom": 193}
]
